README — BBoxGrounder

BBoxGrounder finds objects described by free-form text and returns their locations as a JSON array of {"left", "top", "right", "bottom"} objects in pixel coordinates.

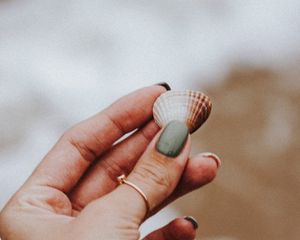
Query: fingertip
[
  {"left": 184, "top": 216, "right": 199, "bottom": 230},
  {"left": 182, "top": 152, "right": 220, "bottom": 190},
  {"left": 154, "top": 82, "right": 172, "bottom": 91},
  {"left": 143, "top": 217, "right": 196, "bottom": 240},
  {"left": 146, "top": 121, "right": 192, "bottom": 159},
  {"left": 195, "top": 152, "right": 219, "bottom": 180},
  {"left": 200, "top": 152, "right": 221, "bottom": 168},
  {"left": 154, "top": 121, "right": 190, "bottom": 158},
  {"left": 148, "top": 83, "right": 169, "bottom": 96},
  {"left": 167, "top": 217, "right": 197, "bottom": 239}
]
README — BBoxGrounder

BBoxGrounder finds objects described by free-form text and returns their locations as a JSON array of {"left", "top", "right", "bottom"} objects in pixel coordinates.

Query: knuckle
[
  {"left": 134, "top": 160, "right": 171, "bottom": 190},
  {"left": 61, "top": 128, "right": 98, "bottom": 163},
  {"left": 69, "top": 138, "right": 97, "bottom": 162}
]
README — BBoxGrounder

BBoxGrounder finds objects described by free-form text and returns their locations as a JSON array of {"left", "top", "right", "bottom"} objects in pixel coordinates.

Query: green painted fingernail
[{"left": 156, "top": 120, "right": 189, "bottom": 157}]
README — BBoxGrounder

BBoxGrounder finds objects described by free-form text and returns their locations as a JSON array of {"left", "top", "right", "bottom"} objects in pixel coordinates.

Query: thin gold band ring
[{"left": 117, "top": 174, "right": 150, "bottom": 217}]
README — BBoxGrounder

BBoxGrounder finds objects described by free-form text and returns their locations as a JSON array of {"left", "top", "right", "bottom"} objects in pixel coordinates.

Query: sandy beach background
[{"left": 1, "top": 1, "right": 300, "bottom": 239}]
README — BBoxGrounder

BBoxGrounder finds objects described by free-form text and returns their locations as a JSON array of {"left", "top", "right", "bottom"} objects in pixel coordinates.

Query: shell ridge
[{"left": 153, "top": 90, "right": 212, "bottom": 133}]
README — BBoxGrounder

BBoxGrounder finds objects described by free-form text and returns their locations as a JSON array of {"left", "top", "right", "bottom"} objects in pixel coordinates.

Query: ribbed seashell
[{"left": 153, "top": 90, "right": 212, "bottom": 133}]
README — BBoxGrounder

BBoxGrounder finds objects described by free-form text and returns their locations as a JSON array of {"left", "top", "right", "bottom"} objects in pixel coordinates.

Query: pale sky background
[{"left": 0, "top": 0, "right": 300, "bottom": 238}]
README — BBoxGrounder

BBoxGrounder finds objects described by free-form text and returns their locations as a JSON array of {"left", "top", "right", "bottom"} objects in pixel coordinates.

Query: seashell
[{"left": 153, "top": 90, "right": 212, "bottom": 133}]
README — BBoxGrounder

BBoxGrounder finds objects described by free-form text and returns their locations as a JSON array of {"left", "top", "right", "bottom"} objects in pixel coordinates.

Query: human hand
[{"left": 0, "top": 85, "right": 220, "bottom": 240}]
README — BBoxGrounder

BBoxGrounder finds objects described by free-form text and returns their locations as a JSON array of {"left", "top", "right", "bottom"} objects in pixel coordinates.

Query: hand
[{"left": 0, "top": 85, "right": 220, "bottom": 240}]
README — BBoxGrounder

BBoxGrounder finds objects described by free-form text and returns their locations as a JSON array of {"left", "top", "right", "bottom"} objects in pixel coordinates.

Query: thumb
[{"left": 101, "top": 120, "right": 191, "bottom": 222}]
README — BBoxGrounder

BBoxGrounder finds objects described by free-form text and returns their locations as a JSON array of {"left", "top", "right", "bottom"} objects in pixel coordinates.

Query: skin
[{"left": 0, "top": 85, "right": 220, "bottom": 240}]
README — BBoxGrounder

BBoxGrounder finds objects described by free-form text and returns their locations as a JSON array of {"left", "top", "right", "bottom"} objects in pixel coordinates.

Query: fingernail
[
  {"left": 155, "top": 82, "right": 171, "bottom": 91},
  {"left": 156, "top": 120, "right": 189, "bottom": 157},
  {"left": 184, "top": 216, "right": 199, "bottom": 229},
  {"left": 201, "top": 152, "right": 221, "bottom": 168}
]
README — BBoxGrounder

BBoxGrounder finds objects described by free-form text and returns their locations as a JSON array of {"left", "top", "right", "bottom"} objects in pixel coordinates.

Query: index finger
[{"left": 26, "top": 84, "right": 168, "bottom": 193}]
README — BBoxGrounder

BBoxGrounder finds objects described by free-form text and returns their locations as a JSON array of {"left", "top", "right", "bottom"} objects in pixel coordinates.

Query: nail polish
[
  {"left": 156, "top": 120, "right": 188, "bottom": 157},
  {"left": 201, "top": 152, "right": 221, "bottom": 168},
  {"left": 184, "top": 216, "right": 199, "bottom": 229},
  {"left": 155, "top": 82, "right": 171, "bottom": 91}
]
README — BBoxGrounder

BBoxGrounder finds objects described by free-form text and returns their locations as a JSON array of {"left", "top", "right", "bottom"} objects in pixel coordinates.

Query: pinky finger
[{"left": 143, "top": 216, "right": 198, "bottom": 240}]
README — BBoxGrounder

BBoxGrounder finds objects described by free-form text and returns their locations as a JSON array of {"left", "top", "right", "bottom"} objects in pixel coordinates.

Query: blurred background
[{"left": 0, "top": 0, "right": 300, "bottom": 239}]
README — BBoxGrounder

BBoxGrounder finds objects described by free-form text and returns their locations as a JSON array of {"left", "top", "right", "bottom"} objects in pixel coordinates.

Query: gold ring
[{"left": 117, "top": 174, "right": 150, "bottom": 217}]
